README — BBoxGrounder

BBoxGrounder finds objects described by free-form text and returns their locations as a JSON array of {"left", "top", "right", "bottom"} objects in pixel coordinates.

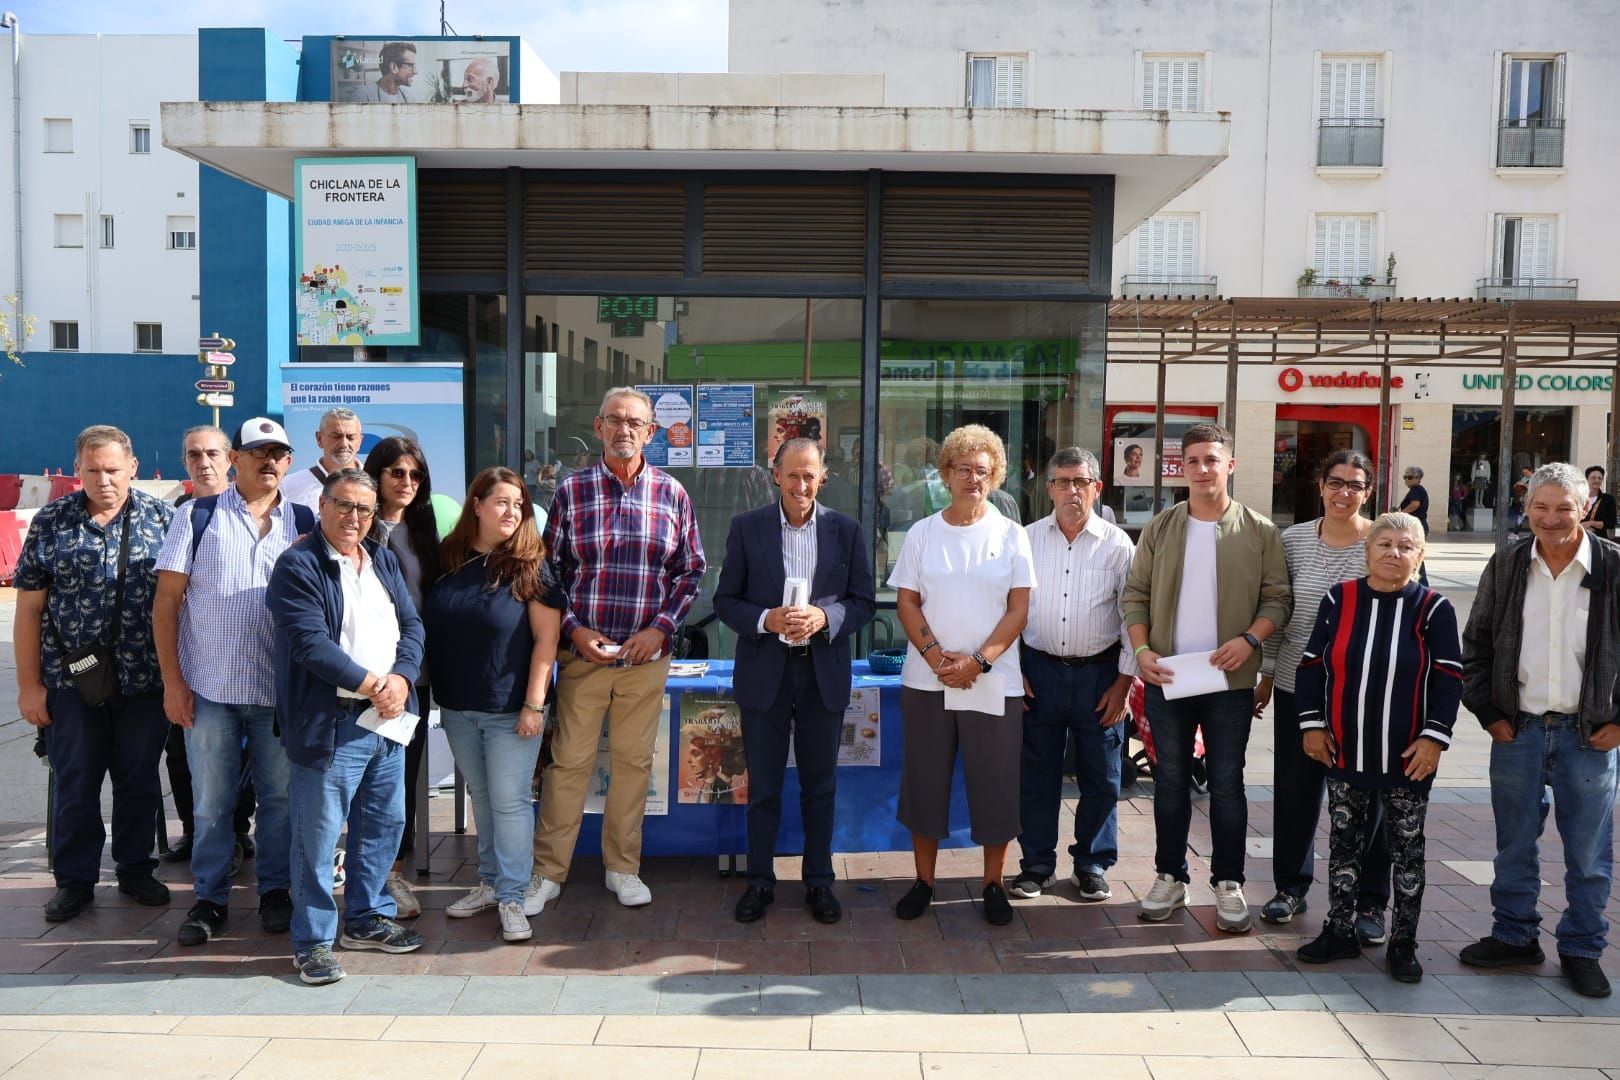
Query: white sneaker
[
  {"left": 605, "top": 870, "right": 653, "bottom": 907},
  {"left": 1138, "top": 872, "right": 1188, "bottom": 921},
  {"left": 1214, "top": 880, "right": 1253, "bottom": 933},
  {"left": 385, "top": 871, "right": 421, "bottom": 919},
  {"left": 498, "top": 900, "right": 533, "bottom": 942},
  {"left": 447, "top": 882, "right": 497, "bottom": 918},
  {"left": 523, "top": 873, "right": 561, "bottom": 917}
]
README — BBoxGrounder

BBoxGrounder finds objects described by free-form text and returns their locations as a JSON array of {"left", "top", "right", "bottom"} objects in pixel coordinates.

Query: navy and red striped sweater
[{"left": 1296, "top": 578, "right": 1464, "bottom": 790}]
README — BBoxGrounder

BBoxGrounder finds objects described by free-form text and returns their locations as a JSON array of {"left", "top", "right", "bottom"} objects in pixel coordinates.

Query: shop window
[
  {"left": 1102, "top": 404, "right": 1218, "bottom": 525},
  {"left": 966, "top": 54, "right": 1028, "bottom": 107},
  {"left": 1141, "top": 54, "right": 1202, "bottom": 111},
  {"left": 1450, "top": 406, "right": 1571, "bottom": 532}
]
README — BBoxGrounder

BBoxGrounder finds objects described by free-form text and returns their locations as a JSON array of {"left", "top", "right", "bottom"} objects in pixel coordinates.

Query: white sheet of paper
[
  {"left": 357, "top": 706, "right": 420, "bottom": 746},
  {"left": 1156, "top": 651, "right": 1229, "bottom": 700},
  {"left": 944, "top": 675, "right": 1010, "bottom": 715}
]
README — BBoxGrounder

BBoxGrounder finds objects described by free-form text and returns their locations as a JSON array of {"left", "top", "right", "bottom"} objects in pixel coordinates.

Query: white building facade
[{"left": 0, "top": 33, "right": 199, "bottom": 358}]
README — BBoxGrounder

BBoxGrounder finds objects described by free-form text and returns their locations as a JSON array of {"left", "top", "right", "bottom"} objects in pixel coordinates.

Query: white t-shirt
[
  {"left": 1173, "top": 516, "right": 1220, "bottom": 654},
  {"left": 887, "top": 505, "right": 1038, "bottom": 698},
  {"left": 279, "top": 465, "right": 328, "bottom": 512}
]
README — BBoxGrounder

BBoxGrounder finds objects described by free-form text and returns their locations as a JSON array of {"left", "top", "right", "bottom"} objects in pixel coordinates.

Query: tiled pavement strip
[{"left": 2, "top": 541, "right": 1620, "bottom": 1076}]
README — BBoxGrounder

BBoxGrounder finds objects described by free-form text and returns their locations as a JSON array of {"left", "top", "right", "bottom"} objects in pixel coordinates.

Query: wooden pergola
[{"left": 1105, "top": 296, "right": 1620, "bottom": 546}]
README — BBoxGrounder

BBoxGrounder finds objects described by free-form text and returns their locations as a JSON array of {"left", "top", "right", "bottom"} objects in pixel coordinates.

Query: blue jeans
[
  {"left": 1489, "top": 712, "right": 1619, "bottom": 959},
  {"left": 441, "top": 708, "right": 542, "bottom": 902},
  {"left": 288, "top": 709, "right": 405, "bottom": 951},
  {"left": 1018, "top": 650, "right": 1122, "bottom": 878},
  {"left": 186, "top": 695, "right": 290, "bottom": 905},
  {"left": 1144, "top": 684, "right": 1254, "bottom": 886}
]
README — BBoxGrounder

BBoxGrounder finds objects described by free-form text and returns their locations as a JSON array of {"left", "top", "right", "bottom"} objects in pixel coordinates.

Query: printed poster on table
[
  {"left": 765, "top": 386, "right": 828, "bottom": 463},
  {"left": 294, "top": 156, "right": 419, "bottom": 347},
  {"left": 677, "top": 696, "right": 749, "bottom": 805},
  {"left": 281, "top": 363, "right": 465, "bottom": 490},
  {"left": 695, "top": 384, "right": 756, "bottom": 468},
  {"left": 789, "top": 686, "right": 881, "bottom": 769},
  {"left": 583, "top": 700, "right": 671, "bottom": 817},
  {"left": 637, "top": 384, "right": 695, "bottom": 468}
]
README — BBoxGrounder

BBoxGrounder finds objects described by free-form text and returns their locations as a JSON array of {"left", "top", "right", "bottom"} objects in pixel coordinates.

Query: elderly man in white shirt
[{"left": 1010, "top": 447, "right": 1138, "bottom": 902}]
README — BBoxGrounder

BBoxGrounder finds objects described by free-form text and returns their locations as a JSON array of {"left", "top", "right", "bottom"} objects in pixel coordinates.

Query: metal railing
[
  {"left": 1475, "top": 276, "right": 1579, "bottom": 301},
  {"left": 1297, "top": 280, "right": 1398, "bottom": 300},
  {"left": 1317, "top": 118, "right": 1384, "bottom": 167},
  {"left": 1497, "top": 119, "right": 1564, "bottom": 167},
  {"left": 1119, "top": 274, "right": 1219, "bottom": 298}
]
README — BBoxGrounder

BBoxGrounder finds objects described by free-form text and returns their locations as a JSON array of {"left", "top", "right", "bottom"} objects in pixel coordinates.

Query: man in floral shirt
[{"left": 14, "top": 426, "right": 175, "bottom": 922}]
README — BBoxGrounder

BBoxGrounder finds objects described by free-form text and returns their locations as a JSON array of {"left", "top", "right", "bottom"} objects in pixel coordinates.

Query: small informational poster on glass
[
  {"left": 637, "top": 383, "right": 695, "bottom": 468},
  {"left": 791, "top": 686, "right": 882, "bottom": 769},
  {"left": 583, "top": 701, "right": 671, "bottom": 817},
  {"left": 765, "top": 386, "right": 828, "bottom": 462},
  {"left": 677, "top": 696, "right": 748, "bottom": 805},
  {"left": 696, "top": 384, "right": 756, "bottom": 468}
]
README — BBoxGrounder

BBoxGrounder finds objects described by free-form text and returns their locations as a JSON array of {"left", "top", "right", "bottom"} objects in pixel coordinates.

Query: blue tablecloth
[{"left": 568, "top": 659, "right": 977, "bottom": 857}]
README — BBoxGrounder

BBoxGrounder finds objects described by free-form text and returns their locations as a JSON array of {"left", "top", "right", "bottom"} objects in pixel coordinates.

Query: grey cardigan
[{"left": 1460, "top": 533, "right": 1620, "bottom": 743}]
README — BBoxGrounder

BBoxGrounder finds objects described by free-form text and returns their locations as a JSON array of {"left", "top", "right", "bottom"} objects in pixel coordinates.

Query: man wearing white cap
[{"left": 154, "top": 417, "right": 315, "bottom": 948}]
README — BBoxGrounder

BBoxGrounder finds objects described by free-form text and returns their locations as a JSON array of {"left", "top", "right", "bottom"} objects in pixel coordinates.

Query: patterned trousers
[{"left": 1325, "top": 780, "right": 1429, "bottom": 942}]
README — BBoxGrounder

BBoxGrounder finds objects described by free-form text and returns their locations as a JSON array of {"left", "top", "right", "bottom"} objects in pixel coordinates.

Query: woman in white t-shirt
[{"left": 887, "top": 425, "right": 1036, "bottom": 927}]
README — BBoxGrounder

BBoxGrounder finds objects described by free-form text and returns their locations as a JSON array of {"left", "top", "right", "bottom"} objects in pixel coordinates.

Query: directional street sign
[
  {"left": 196, "top": 379, "right": 235, "bottom": 393},
  {"left": 198, "top": 336, "right": 236, "bottom": 351},
  {"left": 207, "top": 351, "right": 235, "bottom": 365},
  {"left": 197, "top": 392, "right": 235, "bottom": 408}
]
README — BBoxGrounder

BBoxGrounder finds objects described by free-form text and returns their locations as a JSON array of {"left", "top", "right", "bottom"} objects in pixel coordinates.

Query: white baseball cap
[{"left": 232, "top": 417, "right": 293, "bottom": 452}]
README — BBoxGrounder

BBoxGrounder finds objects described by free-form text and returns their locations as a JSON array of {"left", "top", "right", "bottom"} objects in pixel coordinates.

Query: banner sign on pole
[
  {"left": 281, "top": 363, "right": 466, "bottom": 491},
  {"left": 294, "top": 156, "right": 419, "bottom": 347}
]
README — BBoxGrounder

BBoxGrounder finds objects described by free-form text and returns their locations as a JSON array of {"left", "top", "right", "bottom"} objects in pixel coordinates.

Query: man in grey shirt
[{"left": 347, "top": 42, "right": 417, "bottom": 103}]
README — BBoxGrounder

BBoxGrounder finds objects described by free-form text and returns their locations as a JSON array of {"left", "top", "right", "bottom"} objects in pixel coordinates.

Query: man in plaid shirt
[{"left": 527, "top": 387, "right": 705, "bottom": 912}]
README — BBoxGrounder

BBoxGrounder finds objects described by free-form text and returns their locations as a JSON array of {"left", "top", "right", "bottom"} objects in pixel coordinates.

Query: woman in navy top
[
  {"left": 423, "top": 467, "right": 563, "bottom": 943},
  {"left": 1294, "top": 511, "right": 1463, "bottom": 983}
]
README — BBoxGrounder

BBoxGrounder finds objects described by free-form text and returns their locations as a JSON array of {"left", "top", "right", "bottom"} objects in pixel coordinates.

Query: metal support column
[
  {"left": 1224, "top": 339, "right": 1239, "bottom": 496},
  {"left": 1377, "top": 355, "right": 1394, "bottom": 515},
  {"left": 858, "top": 170, "right": 882, "bottom": 649},
  {"left": 1152, "top": 359, "right": 1167, "bottom": 515}
]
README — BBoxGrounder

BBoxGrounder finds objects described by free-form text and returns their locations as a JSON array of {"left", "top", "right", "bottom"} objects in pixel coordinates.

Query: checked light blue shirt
[{"left": 156, "top": 486, "right": 306, "bottom": 707}]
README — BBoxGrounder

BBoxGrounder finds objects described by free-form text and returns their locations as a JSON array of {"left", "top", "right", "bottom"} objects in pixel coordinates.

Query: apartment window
[
  {"left": 1141, "top": 54, "right": 1202, "bottom": 111},
  {"left": 1317, "top": 56, "right": 1383, "bottom": 167},
  {"left": 135, "top": 322, "right": 163, "bottom": 352},
  {"left": 43, "top": 118, "right": 72, "bottom": 153},
  {"left": 53, "top": 213, "right": 83, "bottom": 248},
  {"left": 51, "top": 321, "right": 79, "bottom": 351},
  {"left": 1498, "top": 53, "right": 1565, "bottom": 167},
  {"left": 966, "top": 54, "right": 1028, "bottom": 107},
  {"left": 166, "top": 215, "right": 197, "bottom": 250},
  {"left": 1135, "top": 214, "right": 1198, "bottom": 277},
  {"left": 130, "top": 123, "right": 151, "bottom": 154},
  {"left": 1313, "top": 214, "right": 1376, "bottom": 281},
  {"left": 100, "top": 215, "right": 115, "bottom": 249},
  {"left": 1494, "top": 214, "right": 1555, "bottom": 281}
]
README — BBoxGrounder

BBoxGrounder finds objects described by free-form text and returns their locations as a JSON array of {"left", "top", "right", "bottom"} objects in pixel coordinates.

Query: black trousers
[
  {"left": 398, "top": 685, "right": 431, "bottom": 860},
  {"left": 45, "top": 687, "right": 169, "bottom": 887},
  {"left": 164, "top": 723, "right": 254, "bottom": 838},
  {"left": 740, "top": 652, "right": 843, "bottom": 889}
]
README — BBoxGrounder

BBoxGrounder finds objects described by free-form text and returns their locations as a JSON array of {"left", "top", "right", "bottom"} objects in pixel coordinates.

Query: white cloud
[{"left": 10, "top": 0, "right": 728, "bottom": 72}]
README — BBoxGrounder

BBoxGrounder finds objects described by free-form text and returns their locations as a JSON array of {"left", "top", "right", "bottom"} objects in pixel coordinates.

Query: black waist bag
[{"left": 47, "top": 512, "right": 130, "bottom": 708}]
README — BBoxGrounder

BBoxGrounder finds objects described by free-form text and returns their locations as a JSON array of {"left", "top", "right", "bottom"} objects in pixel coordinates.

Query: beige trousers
[{"left": 532, "top": 653, "right": 670, "bottom": 880}]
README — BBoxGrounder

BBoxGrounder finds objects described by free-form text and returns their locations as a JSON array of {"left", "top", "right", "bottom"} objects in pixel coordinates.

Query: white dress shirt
[
  {"left": 1022, "top": 510, "right": 1138, "bottom": 676},
  {"left": 324, "top": 539, "right": 402, "bottom": 699},
  {"left": 1519, "top": 530, "right": 1592, "bottom": 716}
]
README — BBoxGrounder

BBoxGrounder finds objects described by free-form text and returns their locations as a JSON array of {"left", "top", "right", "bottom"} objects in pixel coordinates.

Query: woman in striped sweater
[{"left": 1294, "top": 512, "right": 1464, "bottom": 982}]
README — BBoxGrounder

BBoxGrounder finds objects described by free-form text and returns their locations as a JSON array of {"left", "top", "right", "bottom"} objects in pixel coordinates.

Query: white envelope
[
  {"left": 357, "top": 706, "right": 420, "bottom": 746},
  {"left": 1155, "top": 651, "right": 1230, "bottom": 700},
  {"left": 944, "top": 674, "right": 1010, "bottom": 716}
]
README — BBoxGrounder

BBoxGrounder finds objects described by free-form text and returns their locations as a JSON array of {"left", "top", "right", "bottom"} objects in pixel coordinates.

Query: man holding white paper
[
  {"left": 266, "top": 467, "right": 426, "bottom": 985},
  {"left": 1122, "top": 423, "right": 1290, "bottom": 933}
]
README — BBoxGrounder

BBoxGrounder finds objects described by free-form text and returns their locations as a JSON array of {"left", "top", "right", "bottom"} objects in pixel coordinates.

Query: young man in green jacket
[{"left": 1122, "top": 423, "right": 1291, "bottom": 933}]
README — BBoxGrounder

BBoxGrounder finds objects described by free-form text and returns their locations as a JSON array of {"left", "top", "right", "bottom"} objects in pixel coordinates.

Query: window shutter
[
  {"left": 1354, "top": 217, "right": 1373, "bottom": 277},
  {"left": 1493, "top": 215, "right": 1509, "bottom": 277},
  {"left": 1551, "top": 54, "right": 1565, "bottom": 120},
  {"left": 1520, "top": 217, "right": 1554, "bottom": 280},
  {"left": 1319, "top": 61, "right": 1337, "bottom": 119},
  {"left": 1314, "top": 216, "right": 1374, "bottom": 279},
  {"left": 1135, "top": 221, "right": 1153, "bottom": 273},
  {"left": 1175, "top": 216, "right": 1197, "bottom": 276},
  {"left": 1182, "top": 58, "right": 1200, "bottom": 110},
  {"left": 1143, "top": 59, "right": 1159, "bottom": 108},
  {"left": 1005, "top": 56, "right": 1027, "bottom": 106},
  {"left": 1314, "top": 218, "right": 1329, "bottom": 274}
]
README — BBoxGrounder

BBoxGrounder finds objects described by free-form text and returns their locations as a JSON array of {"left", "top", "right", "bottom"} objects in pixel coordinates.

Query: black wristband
[{"left": 1241, "top": 631, "right": 1261, "bottom": 650}]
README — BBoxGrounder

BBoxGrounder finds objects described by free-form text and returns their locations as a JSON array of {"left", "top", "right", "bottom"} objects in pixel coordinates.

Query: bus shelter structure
[{"left": 1106, "top": 296, "right": 1620, "bottom": 546}]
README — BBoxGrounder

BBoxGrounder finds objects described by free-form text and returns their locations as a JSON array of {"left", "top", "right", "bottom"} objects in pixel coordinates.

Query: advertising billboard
[{"left": 329, "top": 38, "right": 514, "bottom": 103}]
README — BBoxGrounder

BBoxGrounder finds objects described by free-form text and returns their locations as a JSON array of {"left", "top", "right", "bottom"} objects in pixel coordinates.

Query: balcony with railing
[
  {"left": 1297, "top": 278, "right": 1398, "bottom": 300},
  {"left": 1317, "top": 118, "right": 1384, "bottom": 168},
  {"left": 1476, "top": 276, "right": 1579, "bottom": 301},
  {"left": 1497, "top": 119, "right": 1564, "bottom": 167},
  {"left": 1119, "top": 274, "right": 1219, "bottom": 299}
]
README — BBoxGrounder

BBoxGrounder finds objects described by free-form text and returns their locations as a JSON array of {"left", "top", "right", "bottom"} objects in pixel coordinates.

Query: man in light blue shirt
[{"left": 154, "top": 417, "right": 312, "bottom": 948}]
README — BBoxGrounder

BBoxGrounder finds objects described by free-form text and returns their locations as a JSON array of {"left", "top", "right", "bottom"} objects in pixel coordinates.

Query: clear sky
[{"left": 6, "top": 0, "right": 730, "bottom": 73}]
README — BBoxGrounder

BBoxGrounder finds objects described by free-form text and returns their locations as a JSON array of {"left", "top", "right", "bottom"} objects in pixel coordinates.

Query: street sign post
[
  {"left": 195, "top": 379, "right": 235, "bottom": 393},
  {"left": 197, "top": 392, "right": 235, "bottom": 409},
  {"left": 196, "top": 332, "right": 236, "bottom": 425}
]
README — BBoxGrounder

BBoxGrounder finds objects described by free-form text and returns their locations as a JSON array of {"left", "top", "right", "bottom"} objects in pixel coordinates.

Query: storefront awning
[{"left": 159, "top": 102, "right": 1229, "bottom": 242}]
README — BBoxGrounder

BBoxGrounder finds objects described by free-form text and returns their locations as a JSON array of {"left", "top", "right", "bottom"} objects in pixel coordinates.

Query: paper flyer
[
  {"left": 765, "top": 385, "right": 828, "bottom": 462},
  {"left": 637, "top": 383, "right": 695, "bottom": 468},
  {"left": 677, "top": 695, "right": 749, "bottom": 804},
  {"left": 583, "top": 697, "right": 671, "bottom": 816},
  {"left": 695, "top": 384, "right": 756, "bottom": 467}
]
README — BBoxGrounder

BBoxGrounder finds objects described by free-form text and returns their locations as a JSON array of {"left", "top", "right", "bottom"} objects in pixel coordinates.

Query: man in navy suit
[{"left": 714, "top": 438, "right": 876, "bottom": 924}]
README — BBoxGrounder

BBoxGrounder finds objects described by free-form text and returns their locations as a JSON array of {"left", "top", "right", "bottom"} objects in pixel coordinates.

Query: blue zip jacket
[{"left": 266, "top": 532, "right": 425, "bottom": 770}]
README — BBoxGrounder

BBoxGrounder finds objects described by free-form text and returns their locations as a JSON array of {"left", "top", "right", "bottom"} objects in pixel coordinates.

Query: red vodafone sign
[{"left": 1277, "top": 367, "right": 1403, "bottom": 392}]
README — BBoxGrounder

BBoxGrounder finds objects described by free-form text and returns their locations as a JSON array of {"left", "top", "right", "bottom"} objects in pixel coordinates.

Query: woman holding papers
[
  {"left": 1253, "top": 450, "right": 1390, "bottom": 937},
  {"left": 888, "top": 425, "right": 1036, "bottom": 926},
  {"left": 423, "top": 467, "right": 563, "bottom": 943},
  {"left": 1293, "top": 511, "right": 1463, "bottom": 982}
]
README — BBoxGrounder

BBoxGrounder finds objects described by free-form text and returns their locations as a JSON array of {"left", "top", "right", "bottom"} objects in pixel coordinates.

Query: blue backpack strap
[
  {"left": 290, "top": 502, "right": 315, "bottom": 536},
  {"left": 187, "top": 494, "right": 220, "bottom": 565}
]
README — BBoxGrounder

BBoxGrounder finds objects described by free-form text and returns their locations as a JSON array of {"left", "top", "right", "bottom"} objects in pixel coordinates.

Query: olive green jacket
[{"left": 1121, "top": 499, "right": 1292, "bottom": 690}]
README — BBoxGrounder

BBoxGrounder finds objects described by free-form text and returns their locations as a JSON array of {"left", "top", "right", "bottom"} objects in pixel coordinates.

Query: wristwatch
[
  {"left": 1241, "top": 632, "right": 1261, "bottom": 650},
  {"left": 971, "top": 651, "right": 993, "bottom": 673}
]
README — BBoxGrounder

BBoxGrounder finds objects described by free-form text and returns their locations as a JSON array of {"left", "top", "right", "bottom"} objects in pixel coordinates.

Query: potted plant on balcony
[{"left": 1297, "top": 268, "right": 1318, "bottom": 287}]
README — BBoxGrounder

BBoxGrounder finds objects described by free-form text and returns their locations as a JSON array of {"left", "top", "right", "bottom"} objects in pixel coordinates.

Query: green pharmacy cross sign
[{"left": 597, "top": 295, "right": 657, "bottom": 338}]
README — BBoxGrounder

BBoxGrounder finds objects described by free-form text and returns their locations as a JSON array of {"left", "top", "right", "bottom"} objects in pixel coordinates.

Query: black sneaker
[
  {"left": 160, "top": 835, "right": 194, "bottom": 863},
  {"left": 1387, "top": 939, "right": 1423, "bottom": 983},
  {"left": 895, "top": 879, "right": 934, "bottom": 920},
  {"left": 44, "top": 884, "right": 95, "bottom": 923},
  {"left": 116, "top": 872, "right": 171, "bottom": 907},
  {"left": 1560, "top": 954, "right": 1613, "bottom": 998},
  {"left": 1260, "top": 891, "right": 1307, "bottom": 925},
  {"left": 982, "top": 882, "right": 1014, "bottom": 926},
  {"left": 1008, "top": 871, "right": 1053, "bottom": 899},
  {"left": 1297, "top": 927, "right": 1362, "bottom": 964},
  {"left": 178, "top": 900, "right": 228, "bottom": 946},
  {"left": 1071, "top": 871, "right": 1113, "bottom": 902},
  {"left": 1354, "top": 909, "right": 1388, "bottom": 946},
  {"left": 259, "top": 888, "right": 293, "bottom": 934},
  {"left": 293, "top": 944, "right": 346, "bottom": 986},
  {"left": 1459, "top": 935, "right": 1546, "bottom": 968},
  {"left": 339, "top": 914, "right": 424, "bottom": 953}
]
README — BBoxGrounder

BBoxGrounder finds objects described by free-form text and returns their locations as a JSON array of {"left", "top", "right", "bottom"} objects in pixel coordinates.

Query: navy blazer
[
  {"left": 712, "top": 502, "right": 876, "bottom": 712},
  {"left": 266, "top": 532, "right": 425, "bottom": 770}
]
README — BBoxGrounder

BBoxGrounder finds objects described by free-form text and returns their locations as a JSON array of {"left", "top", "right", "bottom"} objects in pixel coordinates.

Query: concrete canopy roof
[{"left": 159, "top": 102, "right": 1229, "bottom": 242}]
